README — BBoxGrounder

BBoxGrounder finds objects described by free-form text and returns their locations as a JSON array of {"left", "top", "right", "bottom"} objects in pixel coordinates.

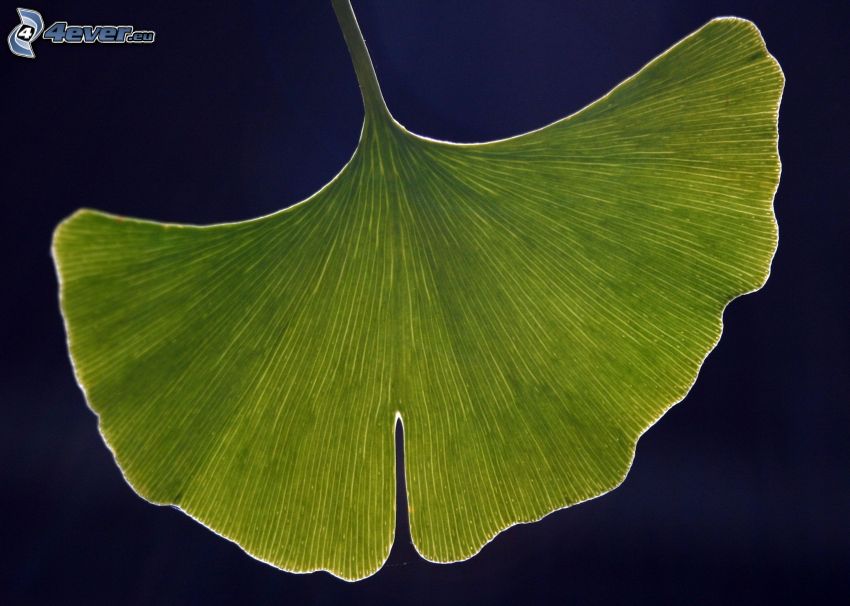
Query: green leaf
[{"left": 52, "top": 0, "right": 782, "bottom": 581}]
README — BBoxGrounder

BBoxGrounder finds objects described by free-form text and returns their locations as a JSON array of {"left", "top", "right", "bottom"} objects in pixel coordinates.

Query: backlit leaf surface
[{"left": 53, "top": 1, "right": 783, "bottom": 580}]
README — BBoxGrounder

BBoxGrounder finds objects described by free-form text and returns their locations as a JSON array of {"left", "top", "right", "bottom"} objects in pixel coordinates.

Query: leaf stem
[{"left": 331, "top": 0, "right": 393, "bottom": 126}]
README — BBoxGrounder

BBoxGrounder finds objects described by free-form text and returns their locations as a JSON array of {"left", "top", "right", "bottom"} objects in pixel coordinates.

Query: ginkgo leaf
[{"left": 52, "top": 0, "right": 783, "bottom": 581}]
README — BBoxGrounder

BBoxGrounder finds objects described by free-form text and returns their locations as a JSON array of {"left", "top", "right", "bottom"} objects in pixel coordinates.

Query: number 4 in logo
[{"left": 17, "top": 25, "right": 35, "bottom": 40}]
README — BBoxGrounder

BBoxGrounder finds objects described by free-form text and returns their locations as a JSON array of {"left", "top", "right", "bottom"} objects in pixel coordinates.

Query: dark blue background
[{"left": 2, "top": 1, "right": 848, "bottom": 604}]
